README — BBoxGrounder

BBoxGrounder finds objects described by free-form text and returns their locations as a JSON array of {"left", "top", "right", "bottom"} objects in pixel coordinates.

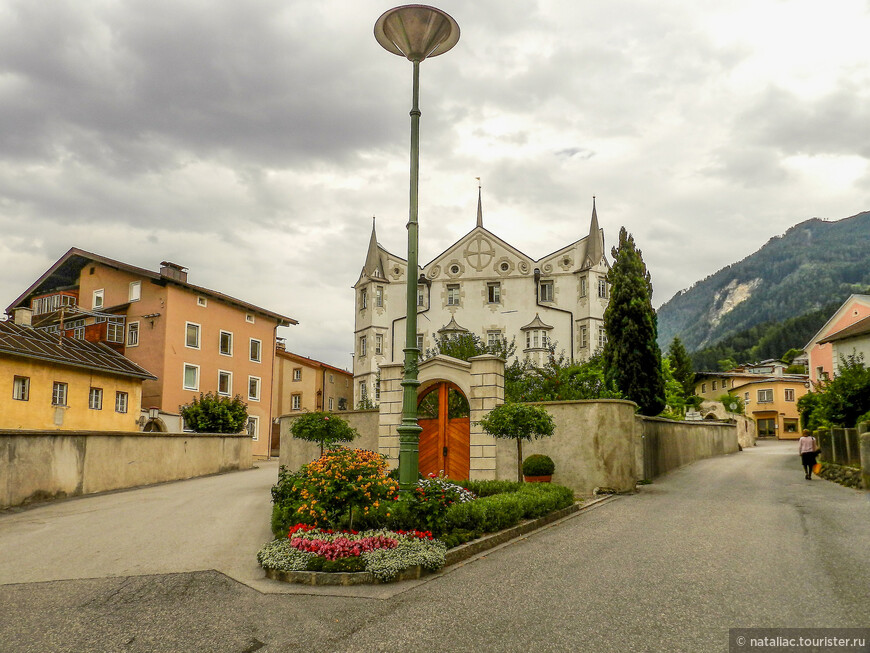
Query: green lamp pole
[{"left": 374, "top": 5, "right": 460, "bottom": 491}]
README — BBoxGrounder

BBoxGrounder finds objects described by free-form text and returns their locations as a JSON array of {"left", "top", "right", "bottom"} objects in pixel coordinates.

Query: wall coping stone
[{"left": 0, "top": 430, "right": 250, "bottom": 439}]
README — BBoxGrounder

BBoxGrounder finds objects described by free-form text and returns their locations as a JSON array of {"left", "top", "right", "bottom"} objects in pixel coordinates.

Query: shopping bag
[{"left": 812, "top": 462, "right": 822, "bottom": 475}]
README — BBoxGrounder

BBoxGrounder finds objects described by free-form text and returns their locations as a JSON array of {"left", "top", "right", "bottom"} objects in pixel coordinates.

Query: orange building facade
[
  {"left": 271, "top": 347, "right": 353, "bottom": 455},
  {"left": 6, "top": 249, "right": 295, "bottom": 458}
]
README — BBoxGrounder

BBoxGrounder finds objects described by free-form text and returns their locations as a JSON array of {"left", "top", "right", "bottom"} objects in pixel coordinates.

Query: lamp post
[{"left": 374, "top": 5, "right": 460, "bottom": 491}]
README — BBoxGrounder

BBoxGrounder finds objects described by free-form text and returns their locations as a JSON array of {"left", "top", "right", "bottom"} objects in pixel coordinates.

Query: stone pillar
[
  {"left": 468, "top": 355, "right": 505, "bottom": 481},
  {"left": 831, "top": 428, "right": 847, "bottom": 465},
  {"left": 860, "top": 431, "right": 870, "bottom": 491},
  {"left": 816, "top": 428, "right": 833, "bottom": 463},
  {"left": 378, "top": 363, "right": 405, "bottom": 466},
  {"left": 844, "top": 428, "right": 860, "bottom": 467}
]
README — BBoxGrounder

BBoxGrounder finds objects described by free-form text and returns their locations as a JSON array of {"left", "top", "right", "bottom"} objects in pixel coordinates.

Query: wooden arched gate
[{"left": 417, "top": 382, "right": 470, "bottom": 480}]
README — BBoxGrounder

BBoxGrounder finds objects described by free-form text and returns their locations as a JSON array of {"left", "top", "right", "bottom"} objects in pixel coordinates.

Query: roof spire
[
  {"left": 476, "top": 177, "right": 483, "bottom": 228},
  {"left": 362, "top": 216, "right": 385, "bottom": 279},
  {"left": 584, "top": 196, "right": 604, "bottom": 268}
]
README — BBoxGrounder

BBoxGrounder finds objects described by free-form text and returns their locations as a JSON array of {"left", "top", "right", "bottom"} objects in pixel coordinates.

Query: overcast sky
[{"left": 1, "top": 0, "right": 868, "bottom": 369}]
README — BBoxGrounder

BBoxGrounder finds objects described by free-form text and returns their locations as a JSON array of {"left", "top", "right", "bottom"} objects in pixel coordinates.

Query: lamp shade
[{"left": 374, "top": 4, "right": 460, "bottom": 61}]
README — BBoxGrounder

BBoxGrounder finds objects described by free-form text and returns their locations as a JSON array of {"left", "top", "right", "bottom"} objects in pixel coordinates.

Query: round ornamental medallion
[
  {"left": 519, "top": 261, "right": 530, "bottom": 274},
  {"left": 428, "top": 265, "right": 441, "bottom": 279},
  {"left": 464, "top": 235, "right": 495, "bottom": 272},
  {"left": 542, "top": 263, "right": 553, "bottom": 273}
]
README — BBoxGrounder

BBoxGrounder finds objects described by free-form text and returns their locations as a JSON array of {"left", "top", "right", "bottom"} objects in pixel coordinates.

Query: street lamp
[{"left": 374, "top": 5, "right": 459, "bottom": 491}]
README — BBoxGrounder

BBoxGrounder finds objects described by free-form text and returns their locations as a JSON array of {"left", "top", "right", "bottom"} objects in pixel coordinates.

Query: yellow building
[
  {"left": 1, "top": 317, "right": 155, "bottom": 431},
  {"left": 694, "top": 360, "right": 809, "bottom": 439}
]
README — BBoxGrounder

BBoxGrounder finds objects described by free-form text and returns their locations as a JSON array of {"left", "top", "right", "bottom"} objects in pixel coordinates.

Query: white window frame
[
  {"left": 249, "top": 338, "right": 262, "bottom": 363},
  {"left": 579, "top": 325, "right": 588, "bottom": 349},
  {"left": 328, "top": 397, "right": 334, "bottom": 411},
  {"left": 579, "top": 276, "right": 587, "bottom": 298},
  {"left": 107, "top": 322, "right": 124, "bottom": 343},
  {"left": 416, "top": 333, "right": 424, "bottom": 351},
  {"left": 129, "top": 281, "right": 141, "bottom": 302},
  {"left": 183, "top": 363, "right": 200, "bottom": 391},
  {"left": 598, "top": 277, "right": 608, "bottom": 299},
  {"left": 115, "top": 391, "right": 128, "bottom": 414},
  {"left": 360, "top": 335, "right": 367, "bottom": 357},
  {"left": 218, "top": 370, "right": 232, "bottom": 396},
  {"left": 88, "top": 387, "right": 103, "bottom": 410},
  {"left": 248, "top": 375, "right": 261, "bottom": 402},
  {"left": 185, "top": 322, "right": 201, "bottom": 349},
  {"left": 127, "top": 321, "right": 139, "bottom": 347},
  {"left": 757, "top": 389, "right": 773, "bottom": 403},
  {"left": 598, "top": 326, "right": 607, "bottom": 349},
  {"left": 375, "top": 286, "right": 383, "bottom": 307},
  {"left": 784, "top": 388, "right": 795, "bottom": 402},
  {"left": 219, "top": 330, "right": 233, "bottom": 357},
  {"left": 375, "top": 334, "right": 383, "bottom": 355},
  {"left": 52, "top": 382, "right": 68, "bottom": 406},
  {"left": 360, "top": 288, "right": 368, "bottom": 309},
  {"left": 487, "top": 330, "right": 503, "bottom": 348},
  {"left": 487, "top": 282, "right": 501, "bottom": 304},
  {"left": 359, "top": 380, "right": 367, "bottom": 400},
  {"left": 246, "top": 314, "right": 255, "bottom": 324},
  {"left": 13, "top": 376, "right": 30, "bottom": 401},
  {"left": 447, "top": 284, "right": 460, "bottom": 306},
  {"left": 417, "top": 288, "right": 425, "bottom": 307},
  {"left": 539, "top": 281, "right": 554, "bottom": 302},
  {"left": 291, "top": 394, "right": 301, "bottom": 410},
  {"left": 246, "top": 416, "right": 259, "bottom": 440},
  {"left": 92, "top": 289, "right": 104, "bottom": 309},
  {"left": 292, "top": 368, "right": 302, "bottom": 382},
  {"left": 197, "top": 296, "right": 208, "bottom": 307}
]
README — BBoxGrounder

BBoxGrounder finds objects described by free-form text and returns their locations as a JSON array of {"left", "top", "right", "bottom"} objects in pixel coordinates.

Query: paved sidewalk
[{"left": 0, "top": 462, "right": 277, "bottom": 589}]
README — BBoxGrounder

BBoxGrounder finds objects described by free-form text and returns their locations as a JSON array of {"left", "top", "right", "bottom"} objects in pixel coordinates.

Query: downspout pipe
[{"left": 534, "top": 268, "right": 574, "bottom": 361}]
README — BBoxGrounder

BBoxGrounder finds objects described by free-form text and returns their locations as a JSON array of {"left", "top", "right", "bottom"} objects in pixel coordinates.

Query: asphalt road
[{"left": 0, "top": 441, "right": 867, "bottom": 653}]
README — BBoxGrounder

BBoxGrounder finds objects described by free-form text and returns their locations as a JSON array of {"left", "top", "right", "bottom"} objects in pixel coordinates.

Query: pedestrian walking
[{"left": 798, "top": 430, "right": 819, "bottom": 480}]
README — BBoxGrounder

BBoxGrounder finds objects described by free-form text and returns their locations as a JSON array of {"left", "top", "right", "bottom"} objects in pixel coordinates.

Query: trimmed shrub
[{"left": 522, "top": 454, "right": 555, "bottom": 477}]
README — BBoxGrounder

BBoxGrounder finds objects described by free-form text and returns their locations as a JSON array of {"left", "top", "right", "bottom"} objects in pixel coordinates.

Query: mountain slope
[{"left": 657, "top": 211, "right": 870, "bottom": 352}]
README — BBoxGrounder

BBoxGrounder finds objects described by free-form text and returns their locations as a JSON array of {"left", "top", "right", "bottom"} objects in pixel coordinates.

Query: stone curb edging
[{"left": 263, "top": 495, "right": 615, "bottom": 587}]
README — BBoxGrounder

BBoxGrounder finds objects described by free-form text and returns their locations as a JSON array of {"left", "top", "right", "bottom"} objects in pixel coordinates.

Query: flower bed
[{"left": 257, "top": 525, "right": 446, "bottom": 582}]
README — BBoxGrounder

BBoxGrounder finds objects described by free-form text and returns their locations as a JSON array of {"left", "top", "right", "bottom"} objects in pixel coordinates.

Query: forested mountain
[
  {"left": 656, "top": 211, "right": 870, "bottom": 354},
  {"left": 687, "top": 302, "right": 840, "bottom": 371}
]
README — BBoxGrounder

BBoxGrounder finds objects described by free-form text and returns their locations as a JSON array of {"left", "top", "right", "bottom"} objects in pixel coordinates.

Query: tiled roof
[
  {"left": 0, "top": 321, "right": 156, "bottom": 381},
  {"left": 5, "top": 247, "right": 297, "bottom": 326}
]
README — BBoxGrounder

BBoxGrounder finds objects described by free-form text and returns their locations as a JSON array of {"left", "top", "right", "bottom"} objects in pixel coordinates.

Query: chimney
[
  {"left": 160, "top": 261, "right": 188, "bottom": 283},
  {"left": 13, "top": 307, "right": 33, "bottom": 327}
]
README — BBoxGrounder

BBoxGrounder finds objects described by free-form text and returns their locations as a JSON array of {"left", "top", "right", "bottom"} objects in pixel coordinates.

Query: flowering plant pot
[{"left": 523, "top": 475, "right": 552, "bottom": 483}]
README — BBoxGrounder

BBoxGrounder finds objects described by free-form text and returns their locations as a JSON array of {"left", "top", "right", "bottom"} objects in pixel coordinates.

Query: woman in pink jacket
[{"left": 798, "top": 430, "right": 819, "bottom": 480}]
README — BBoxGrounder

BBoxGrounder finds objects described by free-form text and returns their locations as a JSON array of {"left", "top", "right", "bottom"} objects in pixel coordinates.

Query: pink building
[{"left": 804, "top": 295, "right": 870, "bottom": 384}]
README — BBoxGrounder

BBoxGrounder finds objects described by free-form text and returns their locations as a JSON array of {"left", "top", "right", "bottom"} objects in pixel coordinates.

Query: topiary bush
[{"left": 522, "top": 454, "right": 555, "bottom": 477}]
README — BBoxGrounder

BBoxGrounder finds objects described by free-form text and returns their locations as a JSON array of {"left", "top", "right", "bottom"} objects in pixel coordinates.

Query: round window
[
  {"left": 500, "top": 262, "right": 509, "bottom": 272},
  {"left": 450, "top": 265, "right": 460, "bottom": 274}
]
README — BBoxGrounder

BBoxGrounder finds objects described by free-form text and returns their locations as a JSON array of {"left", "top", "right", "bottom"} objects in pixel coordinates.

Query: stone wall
[
  {"left": 0, "top": 430, "right": 253, "bottom": 509},
  {"left": 276, "top": 399, "right": 740, "bottom": 496},
  {"left": 277, "top": 410, "right": 379, "bottom": 471},
  {"left": 638, "top": 417, "right": 739, "bottom": 481}
]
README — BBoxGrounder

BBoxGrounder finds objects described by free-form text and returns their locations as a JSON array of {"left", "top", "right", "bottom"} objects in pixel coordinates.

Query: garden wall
[
  {"left": 637, "top": 417, "right": 739, "bottom": 481},
  {"left": 816, "top": 422, "right": 870, "bottom": 490},
  {"left": 0, "top": 430, "right": 253, "bottom": 509},
  {"left": 277, "top": 401, "right": 740, "bottom": 495},
  {"left": 277, "top": 410, "right": 379, "bottom": 471}
]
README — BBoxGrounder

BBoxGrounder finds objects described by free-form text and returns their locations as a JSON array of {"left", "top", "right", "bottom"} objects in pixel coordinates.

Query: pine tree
[
  {"left": 603, "top": 227, "right": 666, "bottom": 415},
  {"left": 667, "top": 336, "right": 695, "bottom": 397}
]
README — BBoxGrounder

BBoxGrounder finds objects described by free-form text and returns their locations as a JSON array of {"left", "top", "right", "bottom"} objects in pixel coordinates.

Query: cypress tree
[
  {"left": 667, "top": 336, "right": 695, "bottom": 397},
  {"left": 603, "top": 227, "right": 666, "bottom": 415}
]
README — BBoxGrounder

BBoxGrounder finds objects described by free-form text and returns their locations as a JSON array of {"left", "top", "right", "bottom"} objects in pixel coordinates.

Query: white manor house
[{"left": 352, "top": 194, "right": 611, "bottom": 406}]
